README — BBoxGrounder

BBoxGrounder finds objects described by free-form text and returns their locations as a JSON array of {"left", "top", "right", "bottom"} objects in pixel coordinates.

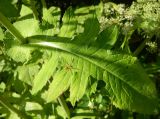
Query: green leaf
[
  {"left": 31, "top": 53, "right": 58, "bottom": 94},
  {"left": 0, "top": 59, "right": 5, "bottom": 72},
  {"left": 13, "top": 5, "right": 61, "bottom": 37},
  {"left": 46, "top": 70, "right": 72, "bottom": 102},
  {"left": 69, "top": 59, "right": 91, "bottom": 105},
  {"left": 27, "top": 30, "right": 157, "bottom": 114},
  {"left": 58, "top": 7, "right": 78, "bottom": 38},
  {"left": 26, "top": 4, "right": 157, "bottom": 114},
  {"left": 0, "top": 82, "right": 6, "bottom": 93},
  {"left": 75, "top": 18, "right": 100, "bottom": 44},
  {"left": 17, "top": 64, "right": 39, "bottom": 85},
  {"left": 0, "top": 27, "right": 4, "bottom": 41},
  {"left": 102, "top": 55, "right": 158, "bottom": 114},
  {"left": 13, "top": 19, "right": 39, "bottom": 37},
  {"left": 25, "top": 102, "right": 43, "bottom": 111},
  {"left": 0, "top": 0, "right": 18, "bottom": 17},
  {"left": 19, "top": 5, "right": 33, "bottom": 18},
  {"left": 42, "top": 7, "right": 61, "bottom": 27},
  {"left": 96, "top": 25, "right": 119, "bottom": 49},
  {"left": 7, "top": 46, "right": 32, "bottom": 63}
]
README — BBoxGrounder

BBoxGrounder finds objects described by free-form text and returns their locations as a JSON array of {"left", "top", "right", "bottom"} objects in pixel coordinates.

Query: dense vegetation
[{"left": 0, "top": 0, "right": 160, "bottom": 118}]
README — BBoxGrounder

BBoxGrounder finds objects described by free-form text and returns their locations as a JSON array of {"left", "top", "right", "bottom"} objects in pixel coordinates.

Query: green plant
[{"left": 0, "top": 0, "right": 159, "bottom": 118}]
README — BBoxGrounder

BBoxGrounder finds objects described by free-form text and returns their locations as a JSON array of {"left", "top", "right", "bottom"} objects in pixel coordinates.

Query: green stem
[
  {"left": 133, "top": 38, "right": 149, "bottom": 56},
  {"left": 30, "top": 0, "right": 39, "bottom": 20},
  {"left": 0, "top": 96, "right": 29, "bottom": 119},
  {"left": 41, "top": 0, "right": 47, "bottom": 9},
  {"left": 0, "top": 12, "right": 25, "bottom": 43},
  {"left": 58, "top": 95, "right": 71, "bottom": 119}
]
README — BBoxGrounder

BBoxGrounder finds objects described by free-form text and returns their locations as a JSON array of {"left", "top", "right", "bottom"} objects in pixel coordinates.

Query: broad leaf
[
  {"left": 96, "top": 25, "right": 119, "bottom": 49},
  {"left": 17, "top": 64, "right": 39, "bottom": 85},
  {"left": 13, "top": 3, "right": 157, "bottom": 114},
  {"left": 7, "top": 46, "right": 32, "bottom": 63},
  {"left": 13, "top": 19, "right": 39, "bottom": 37},
  {"left": 28, "top": 33, "right": 158, "bottom": 114},
  {"left": 58, "top": 7, "right": 78, "bottom": 38}
]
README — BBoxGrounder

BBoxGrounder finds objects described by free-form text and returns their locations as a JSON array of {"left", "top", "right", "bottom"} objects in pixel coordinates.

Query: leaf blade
[
  {"left": 46, "top": 70, "right": 72, "bottom": 102},
  {"left": 31, "top": 53, "right": 58, "bottom": 94}
]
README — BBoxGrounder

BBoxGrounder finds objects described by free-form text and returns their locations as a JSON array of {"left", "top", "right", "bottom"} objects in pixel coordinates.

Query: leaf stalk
[
  {"left": 58, "top": 95, "right": 71, "bottom": 119},
  {"left": 133, "top": 38, "right": 149, "bottom": 56},
  {"left": 30, "top": 0, "right": 39, "bottom": 20},
  {"left": 0, "top": 12, "right": 25, "bottom": 44}
]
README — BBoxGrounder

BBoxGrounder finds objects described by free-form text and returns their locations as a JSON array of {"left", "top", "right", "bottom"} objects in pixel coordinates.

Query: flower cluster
[{"left": 99, "top": 1, "right": 160, "bottom": 37}]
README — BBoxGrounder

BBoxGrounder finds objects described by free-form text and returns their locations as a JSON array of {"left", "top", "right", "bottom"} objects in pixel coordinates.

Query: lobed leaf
[
  {"left": 31, "top": 53, "right": 58, "bottom": 94},
  {"left": 46, "top": 70, "right": 72, "bottom": 102},
  {"left": 10, "top": 3, "right": 158, "bottom": 114}
]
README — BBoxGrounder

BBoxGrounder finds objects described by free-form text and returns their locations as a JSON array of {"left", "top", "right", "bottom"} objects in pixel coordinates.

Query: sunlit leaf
[
  {"left": 0, "top": 27, "right": 4, "bottom": 41},
  {"left": 31, "top": 53, "right": 58, "bottom": 94},
  {"left": 46, "top": 70, "right": 72, "bottom": 102}
]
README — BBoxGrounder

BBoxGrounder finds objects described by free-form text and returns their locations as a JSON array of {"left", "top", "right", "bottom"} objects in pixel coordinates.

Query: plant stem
[
  {"left": 133, "top": 38, "right": 149, "bottom": 56},
  {"left": 0, "top": 96, "right": 29, "bottom": 119},
  {"left": 30, "top": 0, "right": 39, "bottom": 20},
  {"left": 0, "top": 12, "right": 25, "bottom": 43},
  {"left": 41, "top": 0, "right": 47, "bottom": 9},
  {"left": 58, "top": 95, "right": 71, "bottom": 119}
]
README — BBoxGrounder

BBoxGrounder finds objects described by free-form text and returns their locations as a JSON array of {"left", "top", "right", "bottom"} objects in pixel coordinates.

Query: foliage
[{"left": 0, "top": 0, "right": 159, "bottom": 118}]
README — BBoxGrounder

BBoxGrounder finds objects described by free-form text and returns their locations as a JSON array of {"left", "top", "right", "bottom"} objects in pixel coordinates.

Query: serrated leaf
[
  {"left": 7, "top": 46, "right": 32, "bottom": 63},
  {"left": 58, "top": 7, "right": 78, "bottom": 38},
  {"left": 70, "top": 59, "right": 91, "bottom": 105},
  {"left": 43, "top": 7, "right": 61, "bottom": 27},
  {"left": 26, "top": 4, "right": 158, "bottom": 114},
  {"left": 28, "top": 30, "right": 157, "bottom": 114},
  {"left": 31, "top": 53, "right": 58, "bottom": 94},
  {"left": 46, "top": 70, "right": 72, "bottom": 102},
  {"left": 13, "top": 5, "right": 61, "bottom": 38}
]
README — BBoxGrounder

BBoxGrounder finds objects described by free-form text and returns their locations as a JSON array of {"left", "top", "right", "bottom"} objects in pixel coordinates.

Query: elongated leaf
[
  {"left": 30, "top": 6, "right": 102, "bottom": 103},
  {"left": 22, "top": 4, "right": 157, "bottom": 114},
  {"left": 46, "top": 70, "right": 72, "bottom": 102},
  {"left": 0, "top": 27, "right": 4, "bottom": 41},
  {"left": 69, "top": 58, "right": 90, "bottom": 105},
  {"left": 31, "top": 53, "right": 58, "bottom": 94},
  {"left": 28, "top": 32, "right": 157, "bottom": 114},
  {"left": 58, "top": 7, "right": 78, "bottom": 38}
]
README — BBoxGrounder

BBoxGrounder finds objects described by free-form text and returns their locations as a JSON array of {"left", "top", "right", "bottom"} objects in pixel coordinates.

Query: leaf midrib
[{"left": 28, "top": 40, "right": 152, "bottom": 99}]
